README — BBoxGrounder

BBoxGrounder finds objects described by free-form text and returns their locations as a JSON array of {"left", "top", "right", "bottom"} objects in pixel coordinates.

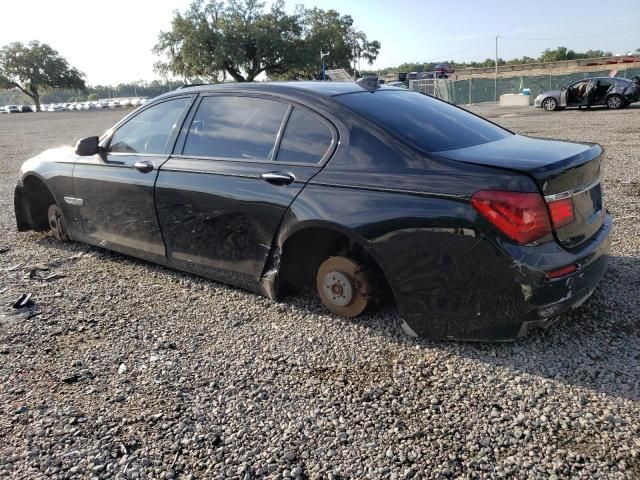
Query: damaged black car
[{"left": 14, "top": 81, "right": 611, "bottom": 340}]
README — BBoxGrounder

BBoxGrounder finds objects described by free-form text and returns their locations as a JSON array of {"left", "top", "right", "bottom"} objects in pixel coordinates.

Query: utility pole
[
  {"left": 320, "top": 49, "right": 330, "bottom": 80},
  {"left": 494, "top": 35, "right": 499, "bottom": 102}
]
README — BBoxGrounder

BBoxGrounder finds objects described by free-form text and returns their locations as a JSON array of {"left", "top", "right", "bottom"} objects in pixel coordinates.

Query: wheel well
[
  {"left": 22, "top": 176, "right": 56, "bottom": 231},
  {"left": 275, "top": 226, "right": 393, "bottom": 306}
]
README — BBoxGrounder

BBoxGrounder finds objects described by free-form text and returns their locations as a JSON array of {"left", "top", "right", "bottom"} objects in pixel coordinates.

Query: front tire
[
  {"left": 542, "top": 97, "right": 557, "bottom": 111},
  {"left": 606, "top": 94, "right": 623, "bottom": 110},
  {"left": 316, "top": 256, "right": 370, "bottom": 317},
  {"left": 47, "top": 204, "right": 70, "bottom": 241}
]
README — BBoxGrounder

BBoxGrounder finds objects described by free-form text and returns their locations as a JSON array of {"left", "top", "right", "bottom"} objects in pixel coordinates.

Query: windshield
[{"left": 334, "top": 90, "right": 512, "bottom": 152}]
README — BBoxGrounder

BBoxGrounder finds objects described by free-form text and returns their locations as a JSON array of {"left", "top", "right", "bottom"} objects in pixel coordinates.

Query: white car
[
  {"left": 108, "top": 100, "right": 120, "bottom": 108},
  {"left": 5, "top": 105, "right": 20, "bottom": 113}
]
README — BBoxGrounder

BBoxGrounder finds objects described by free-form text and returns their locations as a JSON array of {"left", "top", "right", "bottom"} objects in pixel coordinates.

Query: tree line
[{"left": 365, "top": 47, "right": 624, "bottom": 76}]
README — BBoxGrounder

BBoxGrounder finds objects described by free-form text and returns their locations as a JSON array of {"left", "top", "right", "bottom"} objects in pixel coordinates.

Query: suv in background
[{"left": 4, "top": 105, "right": 21, "bottom": 113}]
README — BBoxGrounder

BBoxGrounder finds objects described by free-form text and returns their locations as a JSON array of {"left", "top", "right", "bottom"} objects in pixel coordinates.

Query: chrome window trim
[
  {"left": 544, "top": 177, "right": 602, "bottom": 202},
  {"left": 169, "top": 153, "right": 331, "bottom": 169}
]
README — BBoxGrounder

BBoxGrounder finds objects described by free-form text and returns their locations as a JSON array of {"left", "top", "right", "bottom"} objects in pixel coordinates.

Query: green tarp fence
[{"left": 434, "top": 67, "right": 640, "bottom": 105}]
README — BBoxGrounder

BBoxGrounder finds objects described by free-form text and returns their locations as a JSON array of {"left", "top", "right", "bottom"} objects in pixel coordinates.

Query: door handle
[
  {"left": 260, "top": 171, "right": 295, "bottom": 186},
  {"left": 134, "top": 159, "right": 155, "bottom": 173}
]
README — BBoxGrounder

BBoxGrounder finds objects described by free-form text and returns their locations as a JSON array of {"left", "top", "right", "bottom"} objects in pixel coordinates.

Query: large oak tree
[
  {"left": 0, "top": 41, "right": 85, "bottom": 111},
  {"left": 154, "top": 0, "right": 380, "bottom": 82}
]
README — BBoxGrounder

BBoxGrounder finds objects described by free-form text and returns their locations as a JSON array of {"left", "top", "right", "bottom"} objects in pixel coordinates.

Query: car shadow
[
  {"left": 558, "top": 102, "right": 640, "bottom": 112},
  {"left": 343, "top": 253, "right": 640, "bottom": 402},
  {"left": 32, "top": 234, "right": 639, "bottom": 402}
]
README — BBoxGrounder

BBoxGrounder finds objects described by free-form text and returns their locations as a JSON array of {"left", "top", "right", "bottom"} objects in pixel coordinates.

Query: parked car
[
  {"left": 20, "top": 105, "right": 34, "bottom": 113},
  {"left": 4, "top": 105, "right": 21, "bottom": 113},
  {"left": 534, "top": 76, "right": 640, "bottom": 111},
  {"left": 108, "top": 99, "right": 120, "bottom": 108},
  {"left": 434, "top": 62, "right": 455, "bottom": 78},
  {"left": 14, "top": 81, "right": 611, "bottom": 341}
]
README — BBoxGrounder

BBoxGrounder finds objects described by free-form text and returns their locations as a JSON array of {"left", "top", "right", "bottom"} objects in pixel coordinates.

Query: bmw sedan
[
  {"left": 534, "top": 76, "right": 640, "bottom": 111},
  {"left": 14, "top": 81, "right": 611, "bottom": 341}
]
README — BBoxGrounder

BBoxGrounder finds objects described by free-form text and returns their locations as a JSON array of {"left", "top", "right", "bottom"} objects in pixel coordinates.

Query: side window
[
  {"left": 109, "top": 98, "right": 190, "bottom": 154},
  {"left": 183, "top": 96, "right": 288, "bottom": 160},
  {"left": 276, "top": 108, "right": 334, "bottom": 164}
]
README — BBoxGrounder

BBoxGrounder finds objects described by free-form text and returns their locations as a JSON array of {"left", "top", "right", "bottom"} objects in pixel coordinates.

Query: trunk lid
[{"left": 438, "top": 135, "right": 604, "bottom": 249}]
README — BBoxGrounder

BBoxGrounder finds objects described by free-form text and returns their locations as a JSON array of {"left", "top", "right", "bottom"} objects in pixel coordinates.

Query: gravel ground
[{"left": 0, "top": 106, "right": 639, "bottom": 479}]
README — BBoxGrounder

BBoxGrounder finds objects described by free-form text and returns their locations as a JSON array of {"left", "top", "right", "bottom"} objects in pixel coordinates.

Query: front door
[
  {"left": 155, "top": 94, "right": 337, "bottom": 287},
  {"left": 566, "top": 79, "right": 591, "bottom": 107},
  {"left": 73, "top": 96, "right": 193, "bottom": 261}
]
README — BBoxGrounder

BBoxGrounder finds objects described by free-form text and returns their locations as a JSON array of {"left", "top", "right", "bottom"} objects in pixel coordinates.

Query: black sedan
[{"left": 14, "top": 80, "right": 611, "bottom": 341}]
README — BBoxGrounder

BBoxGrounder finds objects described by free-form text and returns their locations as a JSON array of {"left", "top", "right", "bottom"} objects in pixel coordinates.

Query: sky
[{"left": 1, "top": 0, "right": 638, "bottom": 85}]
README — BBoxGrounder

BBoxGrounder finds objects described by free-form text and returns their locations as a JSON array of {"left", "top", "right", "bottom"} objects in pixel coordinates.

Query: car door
[
  {"left": 73, "top": 96, "right": 194, "bottom": 261},
  {"left": 155, "top": 94, "right": 337, "bottom": 287}
]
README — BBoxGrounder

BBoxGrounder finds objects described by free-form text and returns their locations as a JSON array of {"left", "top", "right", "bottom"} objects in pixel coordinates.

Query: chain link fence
[{"left": 410, "top": 67, "right": 640, "bottom": 105}]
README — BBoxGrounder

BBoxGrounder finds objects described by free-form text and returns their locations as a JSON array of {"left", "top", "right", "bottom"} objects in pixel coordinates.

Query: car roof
[{"left": 163, "top": 81, "right": 405, "bottom": 99}]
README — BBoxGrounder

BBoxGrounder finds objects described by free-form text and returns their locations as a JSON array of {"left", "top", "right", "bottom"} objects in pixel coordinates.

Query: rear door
[
  {"left": 73, "top": 96, "right": 193, "bottom": 260},
  {"left": 155, "top": 94, "right": 337, "bottom": 284}
]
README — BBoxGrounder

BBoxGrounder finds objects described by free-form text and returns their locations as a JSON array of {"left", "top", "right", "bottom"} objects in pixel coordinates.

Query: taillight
[
  {"left": 471, "top": 190, "right": 551, "bottom": 245},
  {"left": 547, "top": 197, "right": 575, "bottom": 229}
]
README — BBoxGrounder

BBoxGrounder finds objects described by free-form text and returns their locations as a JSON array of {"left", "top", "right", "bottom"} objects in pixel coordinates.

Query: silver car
[{"left": 534, "top": 76, "right": 640, "bottom": 111}]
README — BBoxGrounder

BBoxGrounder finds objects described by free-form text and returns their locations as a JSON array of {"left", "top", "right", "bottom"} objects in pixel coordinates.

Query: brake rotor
[
  {"left": 48, "top": 204, "right": 70, "bottom": 241},
  {"left": 316, "top": 256, "right": 369, "bottom": 317}
]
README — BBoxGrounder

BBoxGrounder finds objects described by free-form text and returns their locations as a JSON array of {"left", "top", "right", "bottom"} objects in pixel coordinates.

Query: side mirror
[{"left": 74, "top": 136, "right": 100, "bottom": 156}]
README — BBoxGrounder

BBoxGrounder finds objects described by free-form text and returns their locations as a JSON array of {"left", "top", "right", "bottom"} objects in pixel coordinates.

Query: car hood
[
  {"left": 537, "top": 90, "right": 560, "bottom": 98},
  {"left": 20, "top": 146, "right": 77, "bottom": 175}
]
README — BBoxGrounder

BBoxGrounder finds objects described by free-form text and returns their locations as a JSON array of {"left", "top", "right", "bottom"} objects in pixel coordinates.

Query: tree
[
  {"left": 287, "top": 7, "right": 380, "bottom": 79},
  {"left": 154, "top": 0, "right": 380, "bottom": 82},
  {"left": 87, "top": 93, "right": 99, "bottom": 101},
  {"left": 0, "top": 41, "right": 85, "bottom": 111},
  {"left": 154, "top": 0, "right": 302, "bottom": 82}
]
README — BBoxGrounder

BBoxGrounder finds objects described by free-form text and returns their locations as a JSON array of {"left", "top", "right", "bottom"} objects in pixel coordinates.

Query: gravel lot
[{"left": 1, "top": 105, "right": 639, "bottom": 479}]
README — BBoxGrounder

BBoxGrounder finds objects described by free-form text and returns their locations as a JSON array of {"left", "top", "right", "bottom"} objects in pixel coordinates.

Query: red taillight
[
  {"left": 471, "top": 190, "right": 552, "bottom": 245},
  {"left": 547, "top": 197, "right": 575, "bottom": 229}
]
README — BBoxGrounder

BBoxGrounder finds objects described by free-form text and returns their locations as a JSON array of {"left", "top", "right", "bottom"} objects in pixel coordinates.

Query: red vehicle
[{"left": 434, "top": 63, "right": 454, "bottom": 78}]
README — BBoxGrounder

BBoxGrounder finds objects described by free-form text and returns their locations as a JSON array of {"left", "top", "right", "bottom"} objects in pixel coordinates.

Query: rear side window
[
  {"left": 183, "top": 96, "right": 288, "bottom": 160},
  {"left": 109, "top": 98, "right": 190, "bottom": 154},
  {"left": 334, "top": 90, "right": 511, "bottom": 152},
  {"left": 276, "top": 108, "right": 334, "bottom": 164}
]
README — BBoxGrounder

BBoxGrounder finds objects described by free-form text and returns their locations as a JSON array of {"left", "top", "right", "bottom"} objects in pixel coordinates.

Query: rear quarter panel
[{"left": 279, "top": 117, "right": 541, "bottom": 339}]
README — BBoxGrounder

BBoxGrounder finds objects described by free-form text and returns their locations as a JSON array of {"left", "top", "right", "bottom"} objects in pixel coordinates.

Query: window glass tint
[
  {"left": 110, "top": 98, "right": 190, "bottom": 154},
  {"left": 184, "top": 96, "right": 288, "bottom": 160},
  {"left": 276, "top": 108, "right": 333, "bottom": 164},
  {"left": 334, "top": 90, "right": 511, "bottom": 152}
]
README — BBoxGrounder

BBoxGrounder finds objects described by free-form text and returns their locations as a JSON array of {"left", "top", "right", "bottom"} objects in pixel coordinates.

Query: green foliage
[
  {"left": 0, "top": 41, "right": 85, "bottom": 111},
  {"left": 87, "top": 93, "right": 99, "bottom": 101},
  {"left": 154, "top": 0, "right": 380, "bottom": 81}
]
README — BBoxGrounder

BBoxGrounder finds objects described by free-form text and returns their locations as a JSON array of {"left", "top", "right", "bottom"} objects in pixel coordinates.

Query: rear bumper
[{"left": 397, "top": 214, "right": 612, "bottom": 341}]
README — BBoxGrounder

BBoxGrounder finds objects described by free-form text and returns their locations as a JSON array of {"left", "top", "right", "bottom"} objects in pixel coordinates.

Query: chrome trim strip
[
  {"left": 309, "top": 181, "right": 467, "bottom": 200},
  {"left": 169, "top": 154, "right": 327, "bottom": 168},
  {"left": 544, "top": 177, "right": 601, "bottom": 202},
  {"left": 160, "top": 166, "right": 304, "bottom": 184}
]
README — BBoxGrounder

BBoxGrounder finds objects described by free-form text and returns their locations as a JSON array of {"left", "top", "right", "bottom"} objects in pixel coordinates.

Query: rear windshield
[{"left": 334, "top": 90, "right": 512, "bottom": 152}]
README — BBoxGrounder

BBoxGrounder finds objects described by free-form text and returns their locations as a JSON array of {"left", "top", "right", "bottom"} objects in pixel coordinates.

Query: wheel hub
[
  {"left": 316, "top": 256, "right": 371, "bottom": 318},
  {"left": 322, "top": 270, "right": 353, "bottom": 307}
]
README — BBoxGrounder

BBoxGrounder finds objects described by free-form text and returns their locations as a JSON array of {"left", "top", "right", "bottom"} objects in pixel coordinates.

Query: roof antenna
[{"left": 356, "top": 76, "right": 380, "bottom": 91}]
